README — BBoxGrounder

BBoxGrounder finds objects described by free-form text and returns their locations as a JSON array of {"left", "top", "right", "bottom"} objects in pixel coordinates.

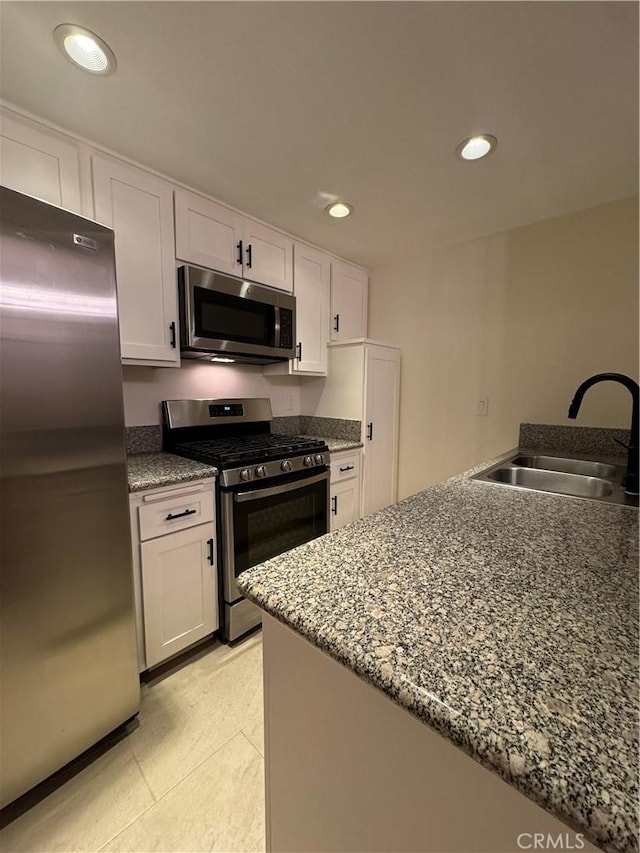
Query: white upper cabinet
[
  {"left": 174, "top": 190, "right": 243, "bottom": 276},
  {"left": 242, "top": 217, "right": 293, "bottom": 292},
  {"left": 174, "top": 188, "right": 293, "bottom": 292},
  {"left": 0, "top": 110, "right": 82, "bottom": 214},
  {"left": 292, "top": 243, "right": 330, "bottom": 374},
  {"left": 92, "top": 154, "right": 179, "bottom": 366},
  {"left": 330, "top": 260, "right": 368, "bottom": 341}
]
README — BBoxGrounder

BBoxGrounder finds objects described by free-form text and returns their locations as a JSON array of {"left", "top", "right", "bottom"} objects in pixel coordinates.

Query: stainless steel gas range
[{"left": 162, "top": 398, "right": 330, "bottom": 642}]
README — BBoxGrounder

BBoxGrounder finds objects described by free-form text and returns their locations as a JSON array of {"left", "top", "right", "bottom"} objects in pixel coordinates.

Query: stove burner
[{"left": 174, "top": 433, "right": 327, "bottom": 467}]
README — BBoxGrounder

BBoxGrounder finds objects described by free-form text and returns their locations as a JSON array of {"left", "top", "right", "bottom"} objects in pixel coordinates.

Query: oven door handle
[{"left": 233, "top": 470, "right": 329, "bottom": 503}]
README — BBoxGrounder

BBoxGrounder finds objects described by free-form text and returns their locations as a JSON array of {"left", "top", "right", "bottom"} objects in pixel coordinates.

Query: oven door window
[
  {"left": 232, "top": 477, "right": 327, "bottom": 577},
  {"left": 194, "top": 286, "right": 275, "bottom": 346}
]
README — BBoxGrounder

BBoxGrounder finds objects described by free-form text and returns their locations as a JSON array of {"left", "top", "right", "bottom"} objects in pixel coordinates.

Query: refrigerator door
[{"left": 0, "top": 187, "right": 140, "bottom": 808}]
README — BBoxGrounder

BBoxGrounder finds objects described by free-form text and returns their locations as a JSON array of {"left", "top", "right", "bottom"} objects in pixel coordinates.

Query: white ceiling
[{"left": 0, "top": 1, "right": 637, "bottom": 268}]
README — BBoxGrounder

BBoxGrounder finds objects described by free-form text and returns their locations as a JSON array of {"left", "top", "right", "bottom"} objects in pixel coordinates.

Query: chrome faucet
[{"left": 568, "top": 372, "right": 639, "bottom": 496}]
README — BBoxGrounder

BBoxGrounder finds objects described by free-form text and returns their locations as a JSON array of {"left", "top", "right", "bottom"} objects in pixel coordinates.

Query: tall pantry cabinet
[{"left": 309, "top": 341, "right": 401, "bottom": 517}]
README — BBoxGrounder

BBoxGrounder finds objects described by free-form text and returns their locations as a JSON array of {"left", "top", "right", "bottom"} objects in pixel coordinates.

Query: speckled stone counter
[
  {"left": 237, "top": 450, "right": 639, "bottom": 853},
  {"left": 323, "top": 437, "right": 363, "bottom": 453},
  {"left": 127, "top": 453, "right": 217, "bottom": 492}
]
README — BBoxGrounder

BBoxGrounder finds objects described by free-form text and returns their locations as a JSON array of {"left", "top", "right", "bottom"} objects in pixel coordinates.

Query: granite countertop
[
  {"left": 237, "top": 448, "right": 639, "bottom": 853},
  {"left": 127, "top": 452, "right": 217, "bottom": 493},
  {"left": 320, "top": 437, "right": 363, "bottom": 453}
]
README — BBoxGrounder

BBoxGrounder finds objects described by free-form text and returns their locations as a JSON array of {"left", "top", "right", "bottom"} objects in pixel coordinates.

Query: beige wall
[
  {"left": 368, "top": 196, "right": 639, "bottom": 499},
  {"left": 122, "top": 363, "right": 301, "bottom": 425}
]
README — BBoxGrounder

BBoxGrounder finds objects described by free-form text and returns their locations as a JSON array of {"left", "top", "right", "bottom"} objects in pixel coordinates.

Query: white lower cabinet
[
  {"left": 129, "top": 480, "right": 218, "bottom": 670},
  {"left": 141, "top": 524, "right": 217, "bottom": 668},
  {"left": 330, "top": 450, "right": 361, "bottom": 531}
]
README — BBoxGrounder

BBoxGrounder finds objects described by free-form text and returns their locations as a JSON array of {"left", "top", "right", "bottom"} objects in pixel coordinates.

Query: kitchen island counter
[{"left": 238, "top": 450, "right": 639, "bottom": 853}]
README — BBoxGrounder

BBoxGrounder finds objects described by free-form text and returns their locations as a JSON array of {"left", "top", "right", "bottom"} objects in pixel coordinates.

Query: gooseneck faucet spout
[{"left": 568, "top": 372, "right": 639, "bottom": 496}]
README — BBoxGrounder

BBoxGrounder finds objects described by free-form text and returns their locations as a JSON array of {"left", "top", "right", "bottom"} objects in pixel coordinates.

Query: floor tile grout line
[
  {"left": 97, "top": 731, "right": 244, "bottom": 853},
  {"left": 133, "top": 754, "right": 157, "bottom": 807},
  {"left": 92, "top": 741, "right": 163, "bottom": 852},
  {"left": 99, "top": 729, "right": 262, "bottom": 853},
  {"left": 237, "top": 729, "right": 264, "bottom": 761},
  {"left": 139, "top": 727, "right": 249, "bottom": 803},
  {"left": 128, "top": 741, "right": 158, "bottom": 805}
]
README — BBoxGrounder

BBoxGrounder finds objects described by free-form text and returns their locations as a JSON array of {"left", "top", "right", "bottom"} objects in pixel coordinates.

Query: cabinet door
[
  {"left": 174, "top": 189, "right": 244, "bottom": 276},
  {"left": 93, "top": 155, "right": 179, "bottom": 365},
  {"left": 243, "top": 218, "right": 293, "bottom": 292},
  {"left": 0, "top": 111, "right": 82, "bottom": 213},
  {"left": 330, "top": 479, "right": 360, "bottom": 531},
  {"left": 330, "top": 261, "right": 368, "bottom": 341},
  {"left": 362, "top": 347, "right": 401, "bottom": 516},
  {"left": 292, "top": 243, "right": 330, "bottom": 375},
  {"left": 141, "top": 524, "right": 218, "bottom": 668}
]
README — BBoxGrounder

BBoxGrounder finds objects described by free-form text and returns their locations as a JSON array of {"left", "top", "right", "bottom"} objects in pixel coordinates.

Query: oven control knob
[
  {"left": 255, "top": 465, "right": 267, "bottom": 478},
  {"left": 303, "top": 455, "right": 313, "bottom": 467},
  {"left": 281, "top": 460, "right": 292, "bottom": 472},
  {"left": 239, "top": 469, "right": 252, "bottom": 482},
  {"left": 314, "top": 454, "right": 324, "bottom": 464}
]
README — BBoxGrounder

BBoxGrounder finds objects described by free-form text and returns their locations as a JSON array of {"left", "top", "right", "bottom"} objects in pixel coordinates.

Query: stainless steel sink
[
  {"left": 486, "top": 466, "right": 614, "bottom": 498},
  {"left": 473, "top": 452, "right": 637, "bottom": 506},
  {"left": 511, "top": 454, "right": 623, "bottom": 481}
]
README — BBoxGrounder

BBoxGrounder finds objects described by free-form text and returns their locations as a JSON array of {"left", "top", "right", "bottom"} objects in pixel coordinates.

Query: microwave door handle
[
  {"left": 234, "top": 470, "right": 329, "bottom": 503},
  {"left": 273, "top": 305, "right": 281, "bottom": 347}
]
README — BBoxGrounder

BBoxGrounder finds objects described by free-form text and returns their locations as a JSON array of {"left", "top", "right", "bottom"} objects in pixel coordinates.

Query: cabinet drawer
[
  {"left": 330, "top": 452, "right": 360, "bottom": 484},
  {"left": 138, "top": 487, "right": 214, "bottom": 541}
]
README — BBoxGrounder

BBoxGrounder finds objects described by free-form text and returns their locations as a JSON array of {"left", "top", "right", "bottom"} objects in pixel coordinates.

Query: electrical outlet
[{"left": 477, "top": 398, "right": 489, "bottom": 417}]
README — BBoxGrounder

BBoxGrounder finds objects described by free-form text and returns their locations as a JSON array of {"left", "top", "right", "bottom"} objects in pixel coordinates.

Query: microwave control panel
[{"left": 279, "top": 309, "right": 293, "bottom": 350}]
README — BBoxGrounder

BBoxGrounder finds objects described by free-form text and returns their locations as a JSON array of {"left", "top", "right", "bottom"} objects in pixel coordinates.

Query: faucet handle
[{"left": 614, "top": 438, "right": 630, "bottom": 451}]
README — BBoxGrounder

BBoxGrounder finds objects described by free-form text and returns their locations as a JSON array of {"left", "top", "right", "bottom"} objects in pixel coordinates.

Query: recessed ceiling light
[
  {"left": 325, "top": 202, "right": 353, "bottom": 219},
  {"left": 456, "top": 135, "right": 497, "bottom": 161},
  {"left": 54, "top": 24, "right": 117, "bottom": 75}
]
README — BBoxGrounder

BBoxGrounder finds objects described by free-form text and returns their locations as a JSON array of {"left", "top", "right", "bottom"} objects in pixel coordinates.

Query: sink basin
[
  {"left": 472, "top": 452, "right": 637, "bottom": 506},
  {"left": 511, "top": 454, "right": 622, "bottom": 481},
  {"left": 486, "top": 466, "right": 614, "bottom": 498}
]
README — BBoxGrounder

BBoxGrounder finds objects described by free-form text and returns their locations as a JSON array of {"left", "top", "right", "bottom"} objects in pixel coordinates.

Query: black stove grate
[{"left": 173, "top": 433, "right": 327, "bottom": 467}]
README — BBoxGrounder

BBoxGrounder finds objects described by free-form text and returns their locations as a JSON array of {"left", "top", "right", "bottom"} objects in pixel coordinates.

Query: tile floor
[{"left": 0, "top": 633, "right": 265, "bottom": 853}]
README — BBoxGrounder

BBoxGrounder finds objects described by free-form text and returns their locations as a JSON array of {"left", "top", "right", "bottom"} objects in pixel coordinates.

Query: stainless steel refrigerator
[{"left": 0, "top": 187, "right": 140, "bottom": 809}]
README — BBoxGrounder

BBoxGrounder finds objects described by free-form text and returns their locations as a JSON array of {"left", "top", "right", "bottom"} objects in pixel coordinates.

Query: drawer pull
[
  {"left": 165, "top": 508, "right": 197, "bottom": 521},
  {"left": 339, "top": 465, "right": 355, "bottom": 472}
]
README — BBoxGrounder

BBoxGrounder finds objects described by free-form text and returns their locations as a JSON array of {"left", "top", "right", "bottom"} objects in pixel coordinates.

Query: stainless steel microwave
[{"left": 178, "top": 265, "right": 296, "bottom": 364}]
